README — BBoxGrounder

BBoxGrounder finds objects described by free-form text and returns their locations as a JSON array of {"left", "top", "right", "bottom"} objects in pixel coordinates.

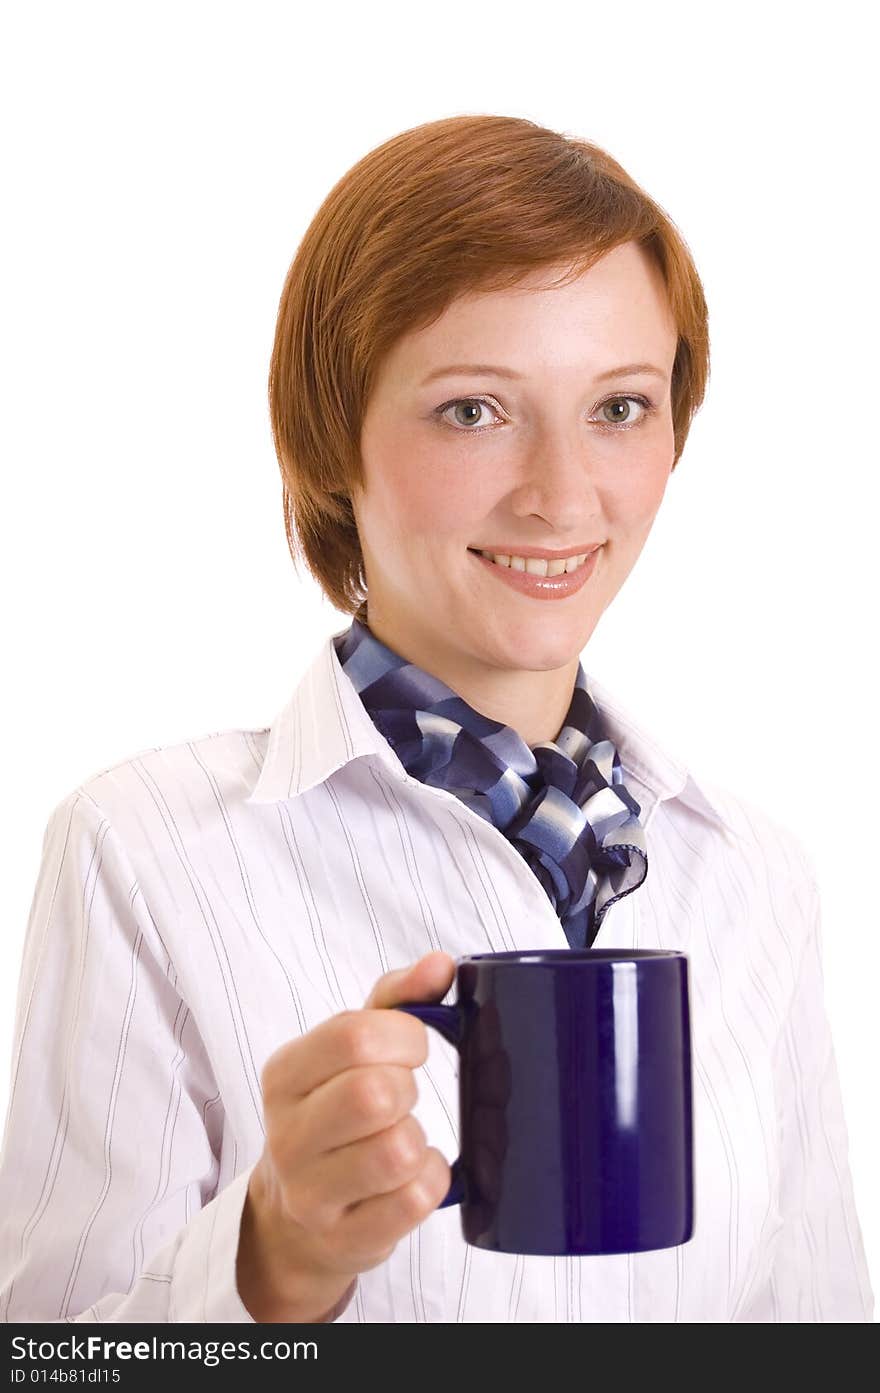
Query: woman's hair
[{"left": 268, "top": 114, "right": 710, "bottom": 620}]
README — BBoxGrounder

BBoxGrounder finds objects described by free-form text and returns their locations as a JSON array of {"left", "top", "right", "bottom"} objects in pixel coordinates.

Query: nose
[{"left": 507, "top": 422, "right": 603, "bottom": 531}]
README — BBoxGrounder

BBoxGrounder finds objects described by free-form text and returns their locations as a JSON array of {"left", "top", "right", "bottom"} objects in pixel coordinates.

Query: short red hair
[{"left": 268, "top": 114, "right": 710, "bottom": 619}]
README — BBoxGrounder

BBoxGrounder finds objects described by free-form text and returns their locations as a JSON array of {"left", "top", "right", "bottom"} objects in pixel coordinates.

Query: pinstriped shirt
[{"left": 0, "top": 626, "right": 873, "bottom": 1323}]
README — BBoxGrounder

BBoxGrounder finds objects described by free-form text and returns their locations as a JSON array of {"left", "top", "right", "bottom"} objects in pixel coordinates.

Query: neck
[{"left": 358, "top": 610, "right": 579, "bottom": 746}]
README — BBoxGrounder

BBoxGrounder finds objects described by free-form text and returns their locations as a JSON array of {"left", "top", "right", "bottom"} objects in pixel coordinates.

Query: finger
[
  {"left": 261, "top": 1008, "right": 429, "bottom": 1105},
  {"left": 291, "top": 1062, "right": 419, "bottom": 1156},
  {"left": 364, "top": 951, "right": 456, "bottom": 1011},
  {"left": 332, "top": 1148, "right": 453, "bottom": 1271},
  {"left": 292, "top": 1114, "right": 430, "bottom": 1226}
]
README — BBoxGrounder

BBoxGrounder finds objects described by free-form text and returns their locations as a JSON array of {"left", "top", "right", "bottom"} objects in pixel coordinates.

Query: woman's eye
[
  {"left": 595, "top": 395, "right": 651, "bottom": 428},
  {"left": 436, "top": 397, "right": 501, "bottom": 431}
]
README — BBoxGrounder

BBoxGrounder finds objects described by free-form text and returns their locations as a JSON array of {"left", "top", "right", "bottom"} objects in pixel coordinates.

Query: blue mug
[{"left": 394, "top": 948, "right": 694, "bottom": 1256}]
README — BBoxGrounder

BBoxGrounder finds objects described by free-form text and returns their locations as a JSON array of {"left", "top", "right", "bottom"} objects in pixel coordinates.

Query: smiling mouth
[
  {"left": 466, "top": 544, "right": 602, "bottom": 598},
  {"left": 466, "top": 546, "right": 597, "bottom": 574}
]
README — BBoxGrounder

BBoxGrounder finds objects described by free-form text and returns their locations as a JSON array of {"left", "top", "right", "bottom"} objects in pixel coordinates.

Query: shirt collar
[
  {"left": 580, "top": 671, "right": 732, "bottom": 833},
  {"left": 244, "top": 626, "right": 733, "bottom": 835},
  {"left": 243, "top": 627, "right": 405, "bottom": 806}
]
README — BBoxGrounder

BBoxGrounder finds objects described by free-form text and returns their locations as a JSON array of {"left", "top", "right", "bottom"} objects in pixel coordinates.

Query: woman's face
[{"left": 351, "top": 240, "right": 679, "bottom": 722}]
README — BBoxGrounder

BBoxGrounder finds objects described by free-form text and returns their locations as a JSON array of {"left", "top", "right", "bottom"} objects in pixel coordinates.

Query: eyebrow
[{"left": 419, "top": 361, "right": 668, "bottom": 386}]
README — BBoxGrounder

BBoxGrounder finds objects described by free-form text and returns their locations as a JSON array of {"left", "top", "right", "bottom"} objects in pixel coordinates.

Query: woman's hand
[{"left": 236, "top": 950, "right": 456, "bottom": 1322}]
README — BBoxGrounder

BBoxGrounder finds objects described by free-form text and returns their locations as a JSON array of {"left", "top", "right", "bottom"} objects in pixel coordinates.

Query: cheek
[
  {"left": 379, "top": 447, "right": 479, "bottom": 539},
  {"left": 607, "top": 449, "right": 673, "bottom": 535}
]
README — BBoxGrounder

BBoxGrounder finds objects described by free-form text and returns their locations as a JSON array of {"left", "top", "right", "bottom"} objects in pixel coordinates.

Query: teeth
[{"left": 479, "top": 550, "right": 590, "bottom": 577}]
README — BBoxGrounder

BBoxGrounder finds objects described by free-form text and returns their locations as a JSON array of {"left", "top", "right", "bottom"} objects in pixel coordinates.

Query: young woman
[{"left": 0, "top": 114, "right": 872, "bottom": 1323}]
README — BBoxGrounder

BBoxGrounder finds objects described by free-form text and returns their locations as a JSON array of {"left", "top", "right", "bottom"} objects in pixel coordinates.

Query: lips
[
  {"left": 469, "top": 544, "right": 601, "bottom": 600},
  {"left": 468, "top": 546, "right": 596, "bottom": 574}
]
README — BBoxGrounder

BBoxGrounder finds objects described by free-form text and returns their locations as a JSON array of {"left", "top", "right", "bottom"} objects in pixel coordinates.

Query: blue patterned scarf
[{"left": 334, "top": 617, "right": 647, "bottom": 949}]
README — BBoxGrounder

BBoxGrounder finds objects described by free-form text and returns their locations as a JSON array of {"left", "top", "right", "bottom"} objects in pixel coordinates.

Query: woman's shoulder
[{"left": 44, "top": 719, "right": 272, "bottom": 845}]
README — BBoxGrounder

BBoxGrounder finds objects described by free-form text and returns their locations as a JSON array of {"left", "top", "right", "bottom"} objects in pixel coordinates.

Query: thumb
[{"left": 363, "top": 950, "right": 456, "bottom": 1011}]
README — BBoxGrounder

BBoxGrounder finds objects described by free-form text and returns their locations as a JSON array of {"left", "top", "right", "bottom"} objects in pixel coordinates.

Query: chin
[{"left": 474, "top": 619, "right": 592, "bottom": 672}]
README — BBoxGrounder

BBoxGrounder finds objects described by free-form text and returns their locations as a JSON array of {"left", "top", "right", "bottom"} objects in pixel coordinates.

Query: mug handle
[{"left": 391, "top": 1002, "right": 466, "bottom": 1208}]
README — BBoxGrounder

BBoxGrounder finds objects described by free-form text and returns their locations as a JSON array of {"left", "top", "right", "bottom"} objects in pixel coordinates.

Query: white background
[{"left": 1, "top": 1, "right": 877, "bottom": 1316}]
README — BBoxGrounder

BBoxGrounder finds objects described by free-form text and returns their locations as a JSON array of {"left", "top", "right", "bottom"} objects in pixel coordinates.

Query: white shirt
[{"left": 0, "top": 626, "right": 873, "bottom": 1323}]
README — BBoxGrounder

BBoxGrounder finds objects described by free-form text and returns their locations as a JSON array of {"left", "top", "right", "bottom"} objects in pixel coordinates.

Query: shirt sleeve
[
  {"left": 740, "top": 874, "right": 875, "bottom": 1322},
  {"left": 0, "top": 788, "right": 262, "bottom": 1323}
]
